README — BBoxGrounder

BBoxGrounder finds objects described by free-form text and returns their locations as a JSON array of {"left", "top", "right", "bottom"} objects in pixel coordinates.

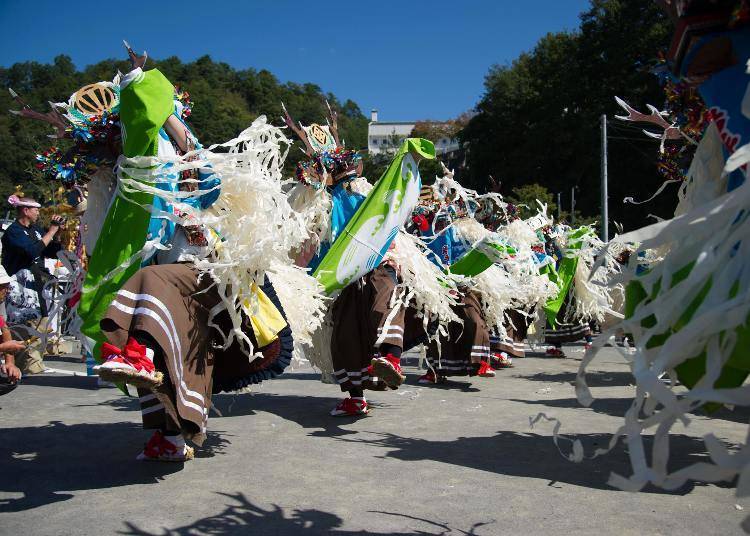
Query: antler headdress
[{"left": 281, "top": 101, "right": 362, "bottom": 189}]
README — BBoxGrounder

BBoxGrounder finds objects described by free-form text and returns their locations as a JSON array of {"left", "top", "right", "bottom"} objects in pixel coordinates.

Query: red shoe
[
  {"left": 546, "top": 347, "right": 565, "bottom": 358},
  {"left": 136, "top": 430, "right": 194, "bottom": 462},
  {"left": 96, "top": 337, "right": 163, "bottom": 388},
  {"left": 330, "top": 397, "right": 369, "bottom": 417},
  {"left": 418, "top": 370, "right": 436, "bottom": 384},
  {"left": 371, "top": 353, "right": 405, "bottom": 389},
  {"left": 492, "top": 352, "right": 513, "bottom": 369},
  {"left": 477, "top": 361, "right": 497, "bottom": 377}
]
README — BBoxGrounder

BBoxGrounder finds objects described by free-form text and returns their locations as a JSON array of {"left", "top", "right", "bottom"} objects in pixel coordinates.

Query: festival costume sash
[
  {"left": 626, "top": 265, "right": 750, "bottom": 411},
  {"left": 78, "top": 69, "right": 175, "bottom": 359},
  {"left": 542, "top": 227, "right": 589, "bottom": 327},
  {"left": 448, "top": 238, "right": 516, "bottom": 277},
  {"left": 313, "top": 138, "right": 435, "bottom": 295}
]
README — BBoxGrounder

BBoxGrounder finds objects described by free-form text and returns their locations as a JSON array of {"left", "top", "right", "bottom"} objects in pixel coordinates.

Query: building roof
[{"left": 368, "top": 123, "right": 415, "bottom": 136}]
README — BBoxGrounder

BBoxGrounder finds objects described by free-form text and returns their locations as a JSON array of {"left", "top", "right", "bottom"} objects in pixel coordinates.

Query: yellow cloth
[{"left": 243, "top": 284, "right": 287, "bottom": 347}]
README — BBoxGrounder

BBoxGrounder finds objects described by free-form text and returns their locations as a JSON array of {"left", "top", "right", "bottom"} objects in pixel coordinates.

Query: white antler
[{"left": 614, "top": 96, "right": 688, "bottom": 152}]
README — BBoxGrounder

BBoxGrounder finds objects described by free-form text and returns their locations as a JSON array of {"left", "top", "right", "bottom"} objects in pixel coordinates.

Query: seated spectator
[{"left": 0, "top": 267, "right": 30, "bottom": 384}]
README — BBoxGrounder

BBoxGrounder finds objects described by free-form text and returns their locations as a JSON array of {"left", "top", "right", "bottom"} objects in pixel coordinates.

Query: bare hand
[
  {"left": 1, "top": 362, "right": 22, "bottom": 383},
  {"left": 0, "top": 340, "right": 26, "bottom": 354}
]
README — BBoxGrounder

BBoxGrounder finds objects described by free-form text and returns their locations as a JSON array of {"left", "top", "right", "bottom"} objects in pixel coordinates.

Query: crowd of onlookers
[{"left": 0, "top": 194, "right": 66, "bottom": 390}]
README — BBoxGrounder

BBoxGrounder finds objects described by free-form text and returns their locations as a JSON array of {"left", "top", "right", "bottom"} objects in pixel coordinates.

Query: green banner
[
  {"left": 449, "top": 239, "right": 516, "bottom": 277},
  {"left": 313, "top": 138, "right": 435, "bottom": 294},
  {"left": 542, "top": 227, "right": 589, "bottom": 327}
]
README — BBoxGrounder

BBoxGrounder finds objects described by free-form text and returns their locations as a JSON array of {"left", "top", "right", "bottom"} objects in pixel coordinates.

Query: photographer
[
  {"left": 2, "top": 195, "right": 64, "bottom": 281},
  {"left": 1, "top": 194, "right": 63, "bottom": 374}
]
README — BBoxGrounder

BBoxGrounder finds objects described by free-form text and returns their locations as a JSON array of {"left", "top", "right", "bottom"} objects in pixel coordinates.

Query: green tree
[
  {"left": 461, "top": 0, "right": 672, "bottom": 231},
  {"left": 506, "top": 184, "right": 557, "bottom": 220},
  {"left": 0, "top": 55, "right": 370, "bottom": 204}
]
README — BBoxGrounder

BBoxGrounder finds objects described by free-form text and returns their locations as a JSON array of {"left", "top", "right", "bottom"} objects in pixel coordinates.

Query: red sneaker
[
  {"left": 546, "top": 347, "right": 566, "bottom": 358},
  {"left": 96, "top": 337, "right": 163, "bottom": 388},
  {"left": 477, "top": 361, "right": 497, "bottom": 377},
  {"left": 371, "top": 353, "right": 405, "bottom": 389},
  {"left": 136, "top": 431, "right": 194, "bottom": 462},
  {"left": 330, "top": 397, "right": 369, "bottom": 417}
]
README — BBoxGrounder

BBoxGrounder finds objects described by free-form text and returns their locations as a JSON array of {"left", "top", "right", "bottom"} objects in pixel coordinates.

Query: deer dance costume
[
  {"left": 14, "top": 46, "right": 324, "bottom": 461},
  {"left": 284, "top": 104, "right": 437, "bottom": 416}
]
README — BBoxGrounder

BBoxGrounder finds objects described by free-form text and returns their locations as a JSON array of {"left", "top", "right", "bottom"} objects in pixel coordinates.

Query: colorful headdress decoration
[
  {"left": 10, "top": 74, "right": 193, "bottom": 186},
  {"left": 9, "top": 77, "right": 122, "bottom": 186},
  {"left": 281, "top": 101, "right": 362, "bottom": 189},
  {"left": 655, "top": 0, "right": 749, "bottom": 78}
]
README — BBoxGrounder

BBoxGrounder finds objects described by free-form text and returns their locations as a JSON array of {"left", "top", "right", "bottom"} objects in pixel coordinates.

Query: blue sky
[{"left": 0, "top": 0, "right": 590, "bottom": 121}]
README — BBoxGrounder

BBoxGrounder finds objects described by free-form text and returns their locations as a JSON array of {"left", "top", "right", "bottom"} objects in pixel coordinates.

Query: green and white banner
[
  {"left": 542, "top": 226, "right": 590, "bottom": 327},
  {"left": 313, "top": 138, "right": 435, "bottom": 295},
  {"left": 448, "top": 238, "right": 516, "bottom": 277}
]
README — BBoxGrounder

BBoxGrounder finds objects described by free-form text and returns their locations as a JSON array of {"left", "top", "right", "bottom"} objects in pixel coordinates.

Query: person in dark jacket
[
  {"left": 0, "top": 194, "right": 64, "bottom": 373},
  {"left": 1, "top": 195, "right": 63, "bottom": 278}
]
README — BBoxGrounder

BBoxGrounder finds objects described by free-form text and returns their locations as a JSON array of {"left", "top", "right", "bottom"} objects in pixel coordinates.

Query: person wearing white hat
[
  {"left": 1, "top": 194, "right": 63, "bottom": 279},
  {"left": 0, "top": 193, "right": 64, "bottom": 374},
  {"left": 0, "top": 266, "right": 30, "bottom": 384}
]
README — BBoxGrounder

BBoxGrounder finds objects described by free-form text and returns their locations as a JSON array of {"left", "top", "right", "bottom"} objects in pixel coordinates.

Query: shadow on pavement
[
  {"left": 509, "top": 396, "right": 634, "bottom": 419},
  {"left": 211, "top": 392, "right": 362, "bottom": 438},
  {"left": 515, "top": 370, "right": 635, "bottom": 388},
  {"left": 18, "top": 374, "right": 99, "bottom": 390},
  {"left": 329, "top": 430, "right": 726, "bottom": 495},
  {"left": 402, "top": 376, "right": 481, "bottom": 393},
  {"left": 121, "top": 491, "right": 492, "bottom": 535},
  {"left": 0, "top": 420, "right": 228, "bottom": 512},
  {"left": 512, "top": 394, "right": 750, "bottom": 424}
]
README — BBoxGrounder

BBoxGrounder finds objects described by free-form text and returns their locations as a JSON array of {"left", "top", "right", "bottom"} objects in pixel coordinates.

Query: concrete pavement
[{"left": 0, "top": 345, "right": 746, "bottom": 535}]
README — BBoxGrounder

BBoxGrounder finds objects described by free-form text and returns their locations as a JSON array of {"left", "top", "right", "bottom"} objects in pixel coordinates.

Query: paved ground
[{"left": 0, "top": 344, "right": 747, "bottom": 535}]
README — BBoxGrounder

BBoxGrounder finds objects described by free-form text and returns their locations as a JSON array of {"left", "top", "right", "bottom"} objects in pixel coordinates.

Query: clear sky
[{"left": 0, "top": 0, "right": 590, "bottom": 121}]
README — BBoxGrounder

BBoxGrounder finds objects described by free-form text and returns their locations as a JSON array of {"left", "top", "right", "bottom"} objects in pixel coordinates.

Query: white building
[{"left": 367, "top": 109, "right": 461, "bottom": 156}]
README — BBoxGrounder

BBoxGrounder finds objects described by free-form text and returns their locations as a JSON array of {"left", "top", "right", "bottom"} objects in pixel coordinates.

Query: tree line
[
  {"left": 461, "top": 0, "right": 674, "bottom": 231},
  {"left": 1, "top": 0, "right": 675, "bottom": 232},
  {"left": 0, "top": 54, "right": 369, "bottom": 203}
]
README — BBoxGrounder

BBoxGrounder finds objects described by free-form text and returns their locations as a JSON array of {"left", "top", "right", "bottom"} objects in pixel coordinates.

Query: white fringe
[{"left": 115, "top": 115, "right": 327, "bottom": 359}]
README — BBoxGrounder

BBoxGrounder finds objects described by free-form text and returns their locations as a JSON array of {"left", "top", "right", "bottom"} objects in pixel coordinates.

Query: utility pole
[
  {"left": 601, "top": 114, "right": 609, "bottom": 242},
  {"left": 571, "top": 187, "right": 576, "bottom": 225},
  {"left": 556, "top": 192, "right": 561, "bottom": 221}
]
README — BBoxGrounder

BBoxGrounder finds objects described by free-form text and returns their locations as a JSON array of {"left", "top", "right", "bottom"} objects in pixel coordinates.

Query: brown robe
[
  {"left": 330, "top": 264, "right": 408, "bottom": 392},
  {"left": 426, "top": 289, "right": 489, "bottom": 377},
  {"left": 100, "top": 263, "right": 292, "bottom": 444}
]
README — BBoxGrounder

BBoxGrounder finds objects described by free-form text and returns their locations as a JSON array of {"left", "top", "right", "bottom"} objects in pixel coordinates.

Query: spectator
[
  {"left": 2, "top": 194, "right": 63, "bottom": 282},
  {"left": 1, "top": 194, "right": 64, "bottom": 374},
  {"left": 0, "top": 266, "right": 29, "bottom": 384}
]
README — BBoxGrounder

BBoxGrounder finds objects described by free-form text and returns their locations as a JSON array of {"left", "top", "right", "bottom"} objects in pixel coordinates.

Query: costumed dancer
[
  {"left": 537, "top": 224, "right": 599, "bottom": 357},
  {"left": 474, "top": 194, "right": 533, "bottom": 364},
  {"left": 575, "top": 0, "right": 750, "bottom": 508},
  {"left": 408, "top": 176, "right": 497, "bottom": 383},
  {"left": 14, "top": 44, "right": 326, "bottom": 460},
  {"left": 285, "top": 104, "right": 438, "bottom": 416}
]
